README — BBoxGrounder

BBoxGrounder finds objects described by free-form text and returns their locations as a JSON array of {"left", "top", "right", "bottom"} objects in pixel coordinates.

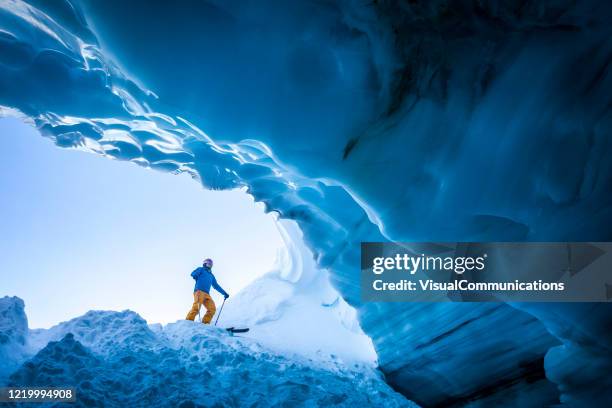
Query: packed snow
[
  {"left": 221, "top": 220, "right": 376, "bottom": 363},
  {"left": 0, "top": 296, "right": 414, "bottom": 407},
  {"left": 0, "top": 297, "right": 29, "bottom": 382}
]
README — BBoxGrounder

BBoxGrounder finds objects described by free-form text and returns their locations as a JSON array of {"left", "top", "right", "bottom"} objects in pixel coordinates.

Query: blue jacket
[{"left": 191, "top": 266, "right": 228, "bottom": 297}]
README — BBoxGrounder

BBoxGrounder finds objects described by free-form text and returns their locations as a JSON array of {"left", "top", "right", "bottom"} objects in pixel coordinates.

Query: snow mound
[
  {"left": 2, "top": 302, "right": 415, "bottom": 407},
  {"left": 28, "top": 309, "right": 157, "bottom": 355},
  {"left": 221, "top": 221, "right": 376, "bottom": 363},
  {"left": 0, "top": 296, "right": 29, "bottom": 382},
  {"left": 222, "top": 271, "right": 376, "bottom": 363},
  {"left": 9, "top": 333, "right": 105, "bottom": 404}
]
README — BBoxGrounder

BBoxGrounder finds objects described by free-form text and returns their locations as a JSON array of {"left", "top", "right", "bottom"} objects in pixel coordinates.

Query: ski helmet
[{"left": 203, "top": 258, "right": 213, "bottom": 268}]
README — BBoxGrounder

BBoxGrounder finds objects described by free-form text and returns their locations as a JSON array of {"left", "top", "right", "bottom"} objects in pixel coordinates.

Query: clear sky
[{"left": 0, "top": 117, "right": 283, "bottom": 328}]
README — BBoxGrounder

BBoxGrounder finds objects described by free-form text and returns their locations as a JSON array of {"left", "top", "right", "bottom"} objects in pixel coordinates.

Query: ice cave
[{"left": 1, "top": 0, "right": 612, "bottom": 407}]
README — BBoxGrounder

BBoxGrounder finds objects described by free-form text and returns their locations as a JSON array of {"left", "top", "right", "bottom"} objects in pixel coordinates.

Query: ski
[{"left": 226, "top": 327, "right": 249, "bottom": 334}]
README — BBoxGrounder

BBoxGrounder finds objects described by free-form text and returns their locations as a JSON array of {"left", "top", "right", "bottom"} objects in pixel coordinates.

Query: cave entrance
[
  {"left": 0, "top": 117, "right": 376, "bottom": 364},
  {"left": 0, "top": 117, "right": 283, "bottom": 328}
]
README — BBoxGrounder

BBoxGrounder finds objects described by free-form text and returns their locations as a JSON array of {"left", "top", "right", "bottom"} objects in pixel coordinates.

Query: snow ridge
[{"left": 1, "top": 297, "right": 414, "bottom": 407}]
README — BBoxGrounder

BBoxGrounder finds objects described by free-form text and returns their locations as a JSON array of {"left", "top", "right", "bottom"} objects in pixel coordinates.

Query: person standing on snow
[{"left": 186, "top": 258, "right": 229, "bottom": 324}]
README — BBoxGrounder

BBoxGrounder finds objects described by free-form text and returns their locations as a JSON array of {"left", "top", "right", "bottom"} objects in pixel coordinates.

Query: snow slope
[
  {"left": 0, "top": 296, "right": 414, "bottom": 407},
  {"left": 221, "top": 220, "right": 376, "bottom": 363}
]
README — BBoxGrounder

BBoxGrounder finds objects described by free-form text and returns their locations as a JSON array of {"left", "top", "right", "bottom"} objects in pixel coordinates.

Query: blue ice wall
[{"left": 1, "top": 1, "right": 611, "bottom": 406}]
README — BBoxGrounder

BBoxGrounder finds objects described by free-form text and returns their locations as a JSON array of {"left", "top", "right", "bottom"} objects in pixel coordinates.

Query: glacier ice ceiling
[{"left": 1, "top": 0, "right": 611, "bottom": 406}]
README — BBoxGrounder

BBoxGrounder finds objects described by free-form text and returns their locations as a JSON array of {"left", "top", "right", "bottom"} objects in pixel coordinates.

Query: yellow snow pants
[{"left": 186, "top": 290, "right": 216, "bottom": 324}]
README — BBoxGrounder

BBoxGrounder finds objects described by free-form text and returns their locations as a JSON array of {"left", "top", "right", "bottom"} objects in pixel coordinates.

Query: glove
[{"left": 224, "top": 293, "right": 230, "bottom": 299}]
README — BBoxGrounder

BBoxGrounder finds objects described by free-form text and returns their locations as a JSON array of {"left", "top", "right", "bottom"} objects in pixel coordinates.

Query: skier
[{"left": 185, "top": 258, "right": 229, "bottom": 324}]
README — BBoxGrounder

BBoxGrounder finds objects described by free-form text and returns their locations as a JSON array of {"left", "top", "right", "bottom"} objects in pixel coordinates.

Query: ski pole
[{"left": 214, "top": 298, "right": 226, "bottom": 326}]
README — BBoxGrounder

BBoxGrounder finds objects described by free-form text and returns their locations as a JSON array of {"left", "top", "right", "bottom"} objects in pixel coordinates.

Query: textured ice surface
[
  {"left": 1, "top": 0, "right": 612, "bottom": 406},
  {"left": 0, "top": 297, "right": 413, "bottom": 407}
]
